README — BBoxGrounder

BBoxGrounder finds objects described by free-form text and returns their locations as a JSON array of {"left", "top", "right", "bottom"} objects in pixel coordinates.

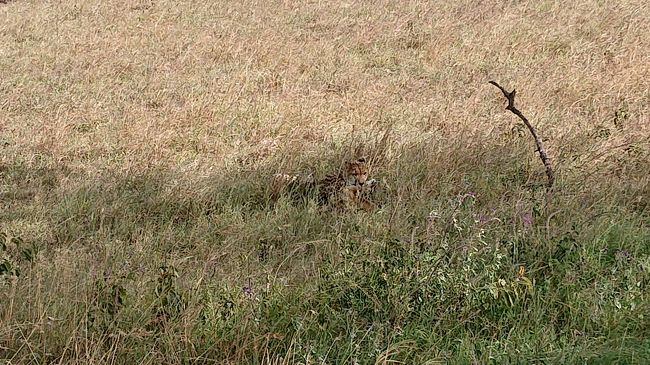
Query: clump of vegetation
[{"left": 1, "top": 0, "right": 649, "bottom": 363}]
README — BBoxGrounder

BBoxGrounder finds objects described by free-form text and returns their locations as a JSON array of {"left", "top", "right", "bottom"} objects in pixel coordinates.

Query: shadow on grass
[{"left": 1, "top": 139, "right": 649, "bottom": 363}]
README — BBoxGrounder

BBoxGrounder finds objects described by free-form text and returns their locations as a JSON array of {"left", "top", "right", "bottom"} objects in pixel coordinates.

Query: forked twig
[{"left": 489, "top": 81, "right": 555, "bottom": 190}]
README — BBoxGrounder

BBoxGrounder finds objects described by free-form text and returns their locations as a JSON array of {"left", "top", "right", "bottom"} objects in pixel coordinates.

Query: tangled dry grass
[{"left": 1, "top": 0, "right": 649, "bottom": 363}]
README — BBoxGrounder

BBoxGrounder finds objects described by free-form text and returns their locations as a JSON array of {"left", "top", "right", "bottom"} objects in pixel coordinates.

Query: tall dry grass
[{"left": 1, "top": 0, "right": 649, "bottom": 363}]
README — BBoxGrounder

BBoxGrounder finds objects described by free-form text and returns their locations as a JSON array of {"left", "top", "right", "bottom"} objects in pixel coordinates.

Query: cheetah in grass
[
  {"left": 271, "top": 157, "right": 379, "bottom": 211},
  {"left": 317, "top": 157, "right": 378, "bottom": 211}
]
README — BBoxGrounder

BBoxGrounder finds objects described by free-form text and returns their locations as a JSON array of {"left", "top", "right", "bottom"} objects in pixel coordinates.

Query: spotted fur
[{"left": 318, "top": 157, "right": 377, "bottom": 211}]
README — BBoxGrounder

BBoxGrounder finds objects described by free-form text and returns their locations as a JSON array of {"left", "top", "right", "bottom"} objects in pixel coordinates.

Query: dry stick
[{"left": 489, "top": 81, "right": 555, "bottom": 190}]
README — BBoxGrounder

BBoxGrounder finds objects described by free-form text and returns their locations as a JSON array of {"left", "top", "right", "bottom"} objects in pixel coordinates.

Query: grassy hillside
[{"left": 1, "top": 0, "right": 649, "bottom": 363}]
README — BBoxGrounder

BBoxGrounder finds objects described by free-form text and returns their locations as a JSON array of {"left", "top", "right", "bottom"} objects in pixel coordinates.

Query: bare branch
[{"left": 490, "top": 81, "right": 555, "bottom": 190}]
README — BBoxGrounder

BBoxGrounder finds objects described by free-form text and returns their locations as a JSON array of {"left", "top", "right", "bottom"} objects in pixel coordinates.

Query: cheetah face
[{"left": 346, "top": 157, "right": 369, "bottom": 185}]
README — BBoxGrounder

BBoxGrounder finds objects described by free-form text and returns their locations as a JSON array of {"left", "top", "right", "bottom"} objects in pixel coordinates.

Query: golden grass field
[{"left": 1, "top": 0, "right": 649, "bottom": 363}]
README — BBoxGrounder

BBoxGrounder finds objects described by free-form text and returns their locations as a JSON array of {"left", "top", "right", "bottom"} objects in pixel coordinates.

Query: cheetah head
[{"left": 346, "top": 157, "right": 369, "bottom": 185}]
